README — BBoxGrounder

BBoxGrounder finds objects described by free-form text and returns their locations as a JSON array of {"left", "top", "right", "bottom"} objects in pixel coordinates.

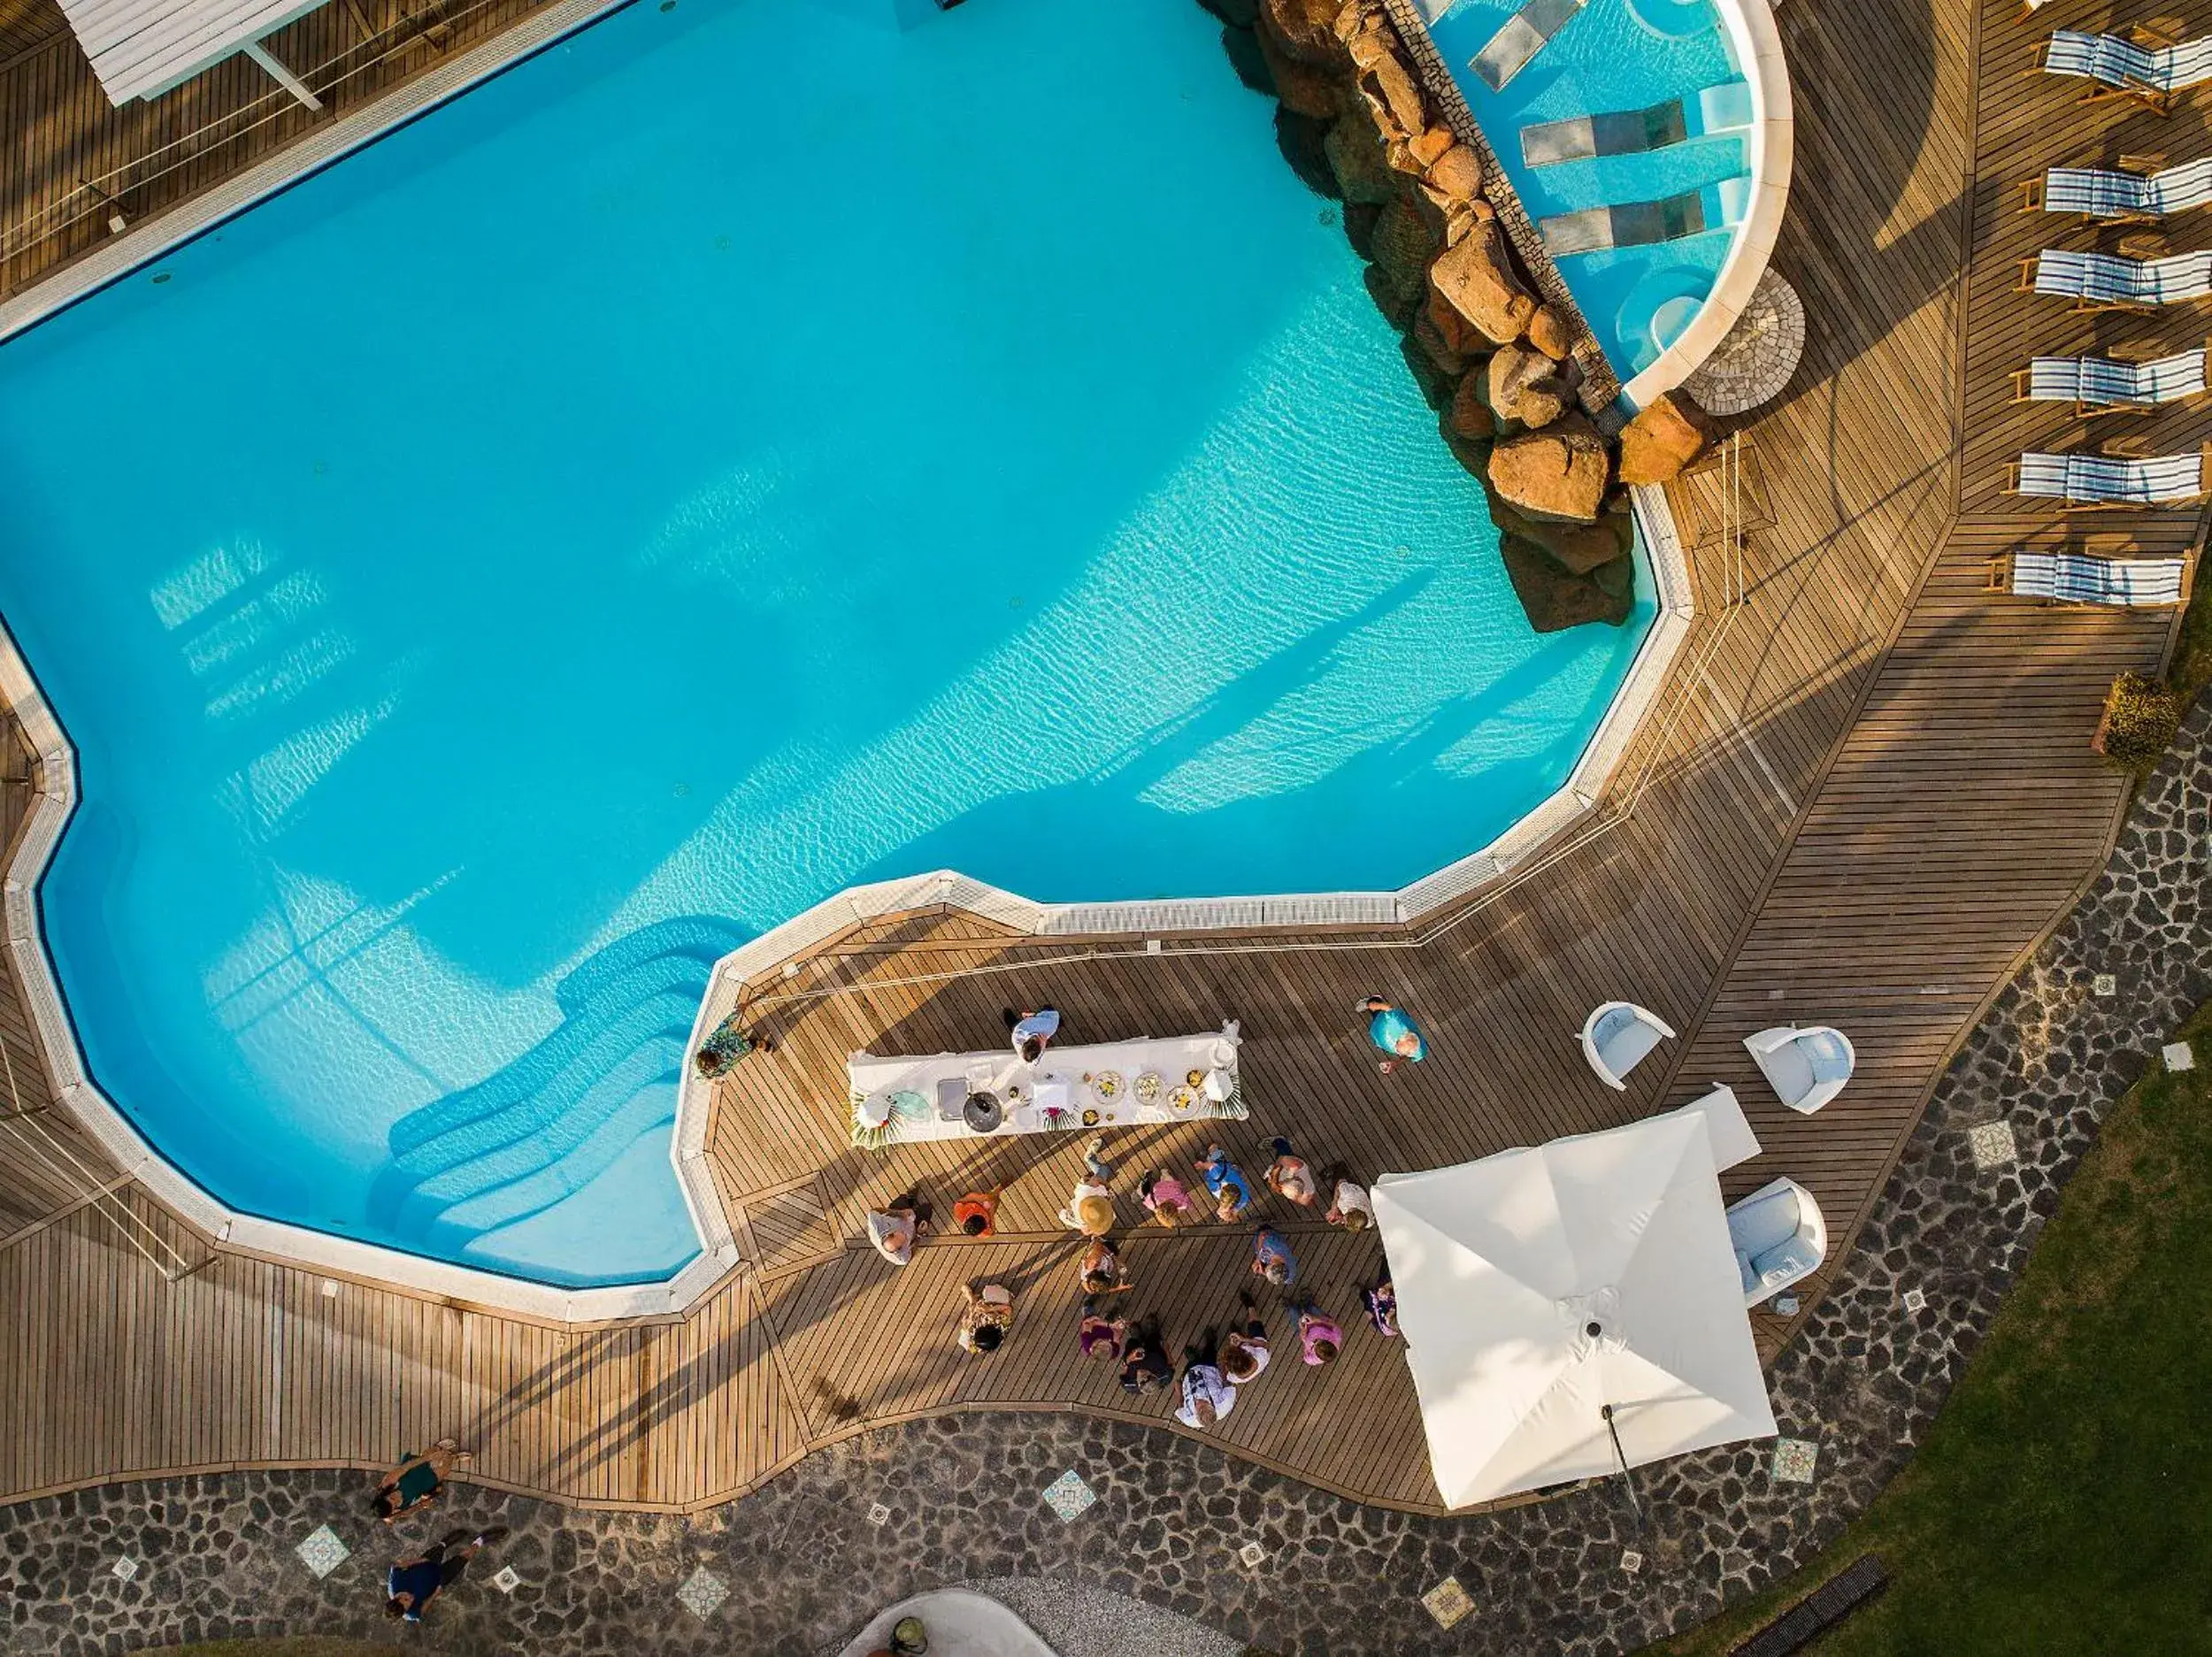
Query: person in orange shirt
[{"left": 951, "top": 1187, "right": 1002, "bottom": 1238}]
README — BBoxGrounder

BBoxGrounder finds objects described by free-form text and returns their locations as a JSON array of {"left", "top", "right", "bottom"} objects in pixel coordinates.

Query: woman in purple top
[{"left": 1077, "top": 1298, "right": 1126, "bottom": 1361}]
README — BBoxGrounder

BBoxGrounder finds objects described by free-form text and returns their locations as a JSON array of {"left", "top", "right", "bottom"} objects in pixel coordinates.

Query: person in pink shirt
[
  {"left": 1286, "top": 1296, "right": 1343, "bottom": 1366},
  {"left": 1139, "top": 1169, "right": 1195, "bottom": 1227}
]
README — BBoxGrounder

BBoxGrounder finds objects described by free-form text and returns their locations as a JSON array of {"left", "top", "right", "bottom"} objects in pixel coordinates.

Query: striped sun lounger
[
  {"left": 1540, "top": 177, "right": 1750, "bottom": 257},
  {"left": 2000, "top": 550, "right": 2189, "bottom": 605},
  {"left": 2038, "top": 157, "right": 2212, "bottom": 219},
  {"left": 2024, "top": 248, "right": 2212, "bottom": 307},
  {"left": 2007, "top": 449, "right": 2210, "bottom": 505},
  {"left": 1521, "top": 80, "right": 1753, "bottom": 168},
  {"left": 2015, "top": 348, "right": 2209, "bottom": 411},
  {"left": 1473, "top": 0, "right": 1588, "bottom": 91},
  {"left": 2042, "top": 29, "right": 2212, "bottom": 105}
]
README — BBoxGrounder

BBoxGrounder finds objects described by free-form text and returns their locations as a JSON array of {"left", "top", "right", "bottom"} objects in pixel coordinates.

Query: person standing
[
  {"left": 1287, "top": 1296, "right": 1345, "bottom": 1365},
  {"left": 385, "top": 1535, "right": 487, "bottom": 1622},
  {"left": 1002, "top": 1005, "right": 1062, "bottom": 1063},
  {"left": 1362, "top": 1273, "right": 1400, "bottom": 1339},
  {"left": 865, "top": 1197, "right": 928, "bottom": 1265},
  {"left": 1077, "top": 1298, "right": 1126, "bottom": 1362},
  {"left": 1139, "top": 1169, "right": 1194, "bottom": 1227},
  {"left": 1220, "top": 1292, "right": 1271, "bottom": 1386},
  {"left": 1249, "top": 1224, "right": 1298, "bottom": 1288},
  {"left": 1357, "top": 995, "right": 1427, "bottom": 1074},
  {"left": 1174, "top": 1329, "right": 1236, "bottom": 1430},
  {"left": 1324, "top": 1168, "right": 1375, "bottom": 1232},
  {"left": 1118, "top": 1318, "right": 1174, "bottom": 1395},
  {"left": 951, "top": 1186, "right": 1002, "bottom": 1239},
  {"left": 956, "top": 1281, "right": 1016, "bottom": 1354},
  {"left": 1264, "top": 1137, "right": 1319, "bottom": 1207},
  {"left": 370, "top": 1438, "right": 472, "bottom": 1524},
  {"left": 1079, "top": 1234, "right": 1132, "bottom": 1298},
  {"left": 1194, "top": 1144, "right": 1254, "bottom": 1222}
]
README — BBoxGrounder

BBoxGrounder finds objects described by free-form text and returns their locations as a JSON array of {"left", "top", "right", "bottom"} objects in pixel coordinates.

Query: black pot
[{"left": 962, "top": 1091, "right": 1002, "bottom": 1132}]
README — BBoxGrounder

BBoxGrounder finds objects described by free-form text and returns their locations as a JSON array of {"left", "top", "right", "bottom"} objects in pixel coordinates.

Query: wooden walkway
[{"left": 0, "top": 0, "right": 2201, "bottom": 1516}]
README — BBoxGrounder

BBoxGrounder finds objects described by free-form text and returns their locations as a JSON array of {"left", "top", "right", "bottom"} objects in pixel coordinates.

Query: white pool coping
[{"left": 0, "top": 0, "right": 1697, "bottom": 1323}]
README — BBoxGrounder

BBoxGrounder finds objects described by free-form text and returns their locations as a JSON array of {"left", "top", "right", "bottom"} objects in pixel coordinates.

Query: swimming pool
[
  {"left": 1420, "top": 0, "right": 1768, "bottom": 394},
  {"left": 0, "top": 0, "right": 1653, "bottom": 1288}
]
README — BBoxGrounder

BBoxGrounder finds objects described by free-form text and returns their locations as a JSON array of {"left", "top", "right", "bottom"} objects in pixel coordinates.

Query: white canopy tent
[{"left": 1372, "top": 1101, "right": 1776, "bottom": 1508}]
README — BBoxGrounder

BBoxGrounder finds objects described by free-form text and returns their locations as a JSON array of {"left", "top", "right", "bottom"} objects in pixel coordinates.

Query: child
[{"left": 1362, "top": 1274, "right": 1400, "bottom": 1339}]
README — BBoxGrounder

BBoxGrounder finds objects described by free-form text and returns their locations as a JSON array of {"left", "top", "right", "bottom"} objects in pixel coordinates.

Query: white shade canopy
[{"left": 1373, "top": 1109, "right": 1777, "bottom": 1508}]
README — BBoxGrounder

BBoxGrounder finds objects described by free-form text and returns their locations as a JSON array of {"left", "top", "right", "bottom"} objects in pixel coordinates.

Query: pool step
[
  {"left": 1540, "top": 175, "right": 1751, "bottom": 257},
  {"left": 1520, "top": 80, "right": 1753, "bottom": 167}
]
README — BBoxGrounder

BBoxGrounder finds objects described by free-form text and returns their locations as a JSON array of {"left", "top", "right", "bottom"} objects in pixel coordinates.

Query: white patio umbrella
[{"left": 1372, "top": 1107, "right": 1777, "bottom": 1508}]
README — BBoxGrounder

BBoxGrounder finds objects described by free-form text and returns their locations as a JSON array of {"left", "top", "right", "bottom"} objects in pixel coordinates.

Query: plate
[
  {"left": 1133, "top": 1070, "right": 1164, "bottom": 1106},
  {"left": 1167, "top": 1084, "right": 1199, "bottom": 1113},
  {"left": 1091, "top": 1070, "right": 1125, "bottom": 1104}
]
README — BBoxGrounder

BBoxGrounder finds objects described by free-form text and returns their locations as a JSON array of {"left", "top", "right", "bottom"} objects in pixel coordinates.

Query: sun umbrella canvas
[{"left": 1372, "top": 1109, "right": 1776, "bottom": 1508}]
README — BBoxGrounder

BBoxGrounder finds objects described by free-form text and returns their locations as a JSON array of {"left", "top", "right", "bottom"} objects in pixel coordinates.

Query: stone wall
[{"left": 1209, "top": 0, "right": 1716, "bottom": 632}]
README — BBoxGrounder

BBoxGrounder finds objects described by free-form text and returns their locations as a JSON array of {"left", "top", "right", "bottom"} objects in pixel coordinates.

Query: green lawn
[{"left": 1651, "top": 1005, "right": 2212, "bottom": 1656}]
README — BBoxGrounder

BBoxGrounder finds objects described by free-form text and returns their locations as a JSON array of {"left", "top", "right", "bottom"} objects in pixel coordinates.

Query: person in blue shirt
[
  {"left": 1358, "top": 995, "right": 1428, "bottom": 1074},
  {"left": 1194, "top": 1143, "right": 1254, "bottom": 1221},
  {"left": 385, "top": 1535, "right": 486, "bottom": 1622},
  {"left": 1249, "top": 1224, "right": 1298, "bottom": 1287}
]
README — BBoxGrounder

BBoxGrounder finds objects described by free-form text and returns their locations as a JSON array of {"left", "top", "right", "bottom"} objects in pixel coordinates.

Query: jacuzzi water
[
  {"left": 1425, "top": 0, "right": 1753, "bottom": 382},
  {"left": 0, "top": 0, "right": 1653, "bottom": 1286}
]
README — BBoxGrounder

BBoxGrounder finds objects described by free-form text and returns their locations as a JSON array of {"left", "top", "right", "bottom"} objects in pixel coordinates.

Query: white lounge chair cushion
[
  {"left": 1759, "top": 1041, "right": 1816, "bottom": 1104},
  {"left": 1752, "top": 1237, "right": 1820, "bottom": 1281},
  {"left": 1801, "top": 1031, "right": 1853, "bottom": 1084}
]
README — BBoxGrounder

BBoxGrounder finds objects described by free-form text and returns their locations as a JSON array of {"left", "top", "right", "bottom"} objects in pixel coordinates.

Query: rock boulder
[
  {"left": 1487, "top": 414, "right": 1609, "bottom": 523},
  {"left": 1616, "top": 393, "right": 1714, "bottom": 485},
  {"left": 1425, "top": 219, "right": 1538, "bottom": 352},
  {"left": 1489, "top": 495, "right": 1632, "bottom": 574},
  {"left": 1525, "top": 303, "right": 1574, "bottom": 362},
  {"left": 1486, "top": 343, "right": 1573, "bottom": 429},
  {"left": 1369, "top": 196, "right": 1438, "bottom": 307},
  {"left": 1357, "top": 50, "right": 1427, "bottom": 138},
  {"left": 1222, "top": 24, "right": 1272, "bottom": 96},
  {"left": 1259, "top": 0, "right": 1343, "bottom": 65},
  {"left": 1274, "top": 107, "right": 1340, "bottom": 197},
  {"left": 1501, "top": 535, "right": 1635, "bottom": 631},
  {"left": 1257, "top": 23, "right": 1340, "bottom": 118},
  {"left": 1448, "top": 372, "right": 1495, "bottom": 441},
  {"left": 1324, "top": 116, "right": 1397, "bottom": 204}
]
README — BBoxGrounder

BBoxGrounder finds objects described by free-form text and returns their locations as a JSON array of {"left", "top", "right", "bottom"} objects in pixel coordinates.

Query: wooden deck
[{"left": 0, "top": 0, "right": 2202, "bottom": 1517}]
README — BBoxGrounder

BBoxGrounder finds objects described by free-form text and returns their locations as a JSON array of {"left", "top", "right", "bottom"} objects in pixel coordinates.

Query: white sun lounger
[
  {"left": 2013, "top": 348, "right": 2209, "bottom": 413},
  {"left": 2032, "top": 157, "right": 2212, "bottom": 219},
  {"left": 2042, "top": 29, "right": 2212, "bottom": 109},
  {"left": 1993, "top": 549, "right": 2190, "bottom": 606},
  {"left": 2022, "top": 249, "right": 2212, "bottom": 308},
  {"left": 2006, "top": 448, "right": 2211, "bottom": 506},
  {"left": 1473, "top": 0, "right": 1588, "bottom": 91}
]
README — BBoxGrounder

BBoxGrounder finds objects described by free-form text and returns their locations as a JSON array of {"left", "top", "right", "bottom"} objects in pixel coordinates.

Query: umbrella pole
[{"left": 1599, "top": 1404, "right": 1646, "bottom": 1531}]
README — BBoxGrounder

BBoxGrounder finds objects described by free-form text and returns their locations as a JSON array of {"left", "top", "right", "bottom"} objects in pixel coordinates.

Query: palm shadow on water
[
  {"left": 361, "top": 914, "right": 755, "bottom": 1263},
  {"left": 842, "top": 569, "right": 1617, "bottom": 905}
]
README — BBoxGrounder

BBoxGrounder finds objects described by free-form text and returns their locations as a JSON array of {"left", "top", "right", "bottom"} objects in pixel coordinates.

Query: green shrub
[{"left": 2097, "top": 671, "right": 2184, "bottom": 771}]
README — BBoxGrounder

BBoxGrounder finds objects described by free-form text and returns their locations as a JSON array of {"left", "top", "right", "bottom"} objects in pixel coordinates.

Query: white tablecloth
[{"left": 848, "top": 1023, "right": 1245, "bottom": 1147}]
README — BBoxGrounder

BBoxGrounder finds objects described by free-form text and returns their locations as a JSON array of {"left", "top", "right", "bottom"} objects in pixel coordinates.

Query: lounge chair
[
  {"left": 1988, "top": 549, "right": 2190, "bottom": 606},
  {"left": 2011, "top": 347, "right": 2208, "bottom": 414},
  {"left": 2021, "top": 249, "right": 2212, "bottom": 308},
  {"left": 2028, "top": 157, "right": 2212, "bottom": 219},
  {"left": 1521, "top": 80, "right": 1752, "bottom": 168},
  {"left": 1726, "top": 1178, "right": 1827, "bottom": 1308},
  {"left": 1742, "top": 1025, "right": 1855, "bottom": 1115},
  {"left": 1540, "top": 177, "right": 1750, "bottom": 257},
  {"left": 2004, "top": 448, "right": 2210, "bottom": 506},
  {"left": 1578, "top": 1001, "right": 1676, "bottom": 1090},
  {"left": 1473, "top": 0, "right": 1588, "bottom": 91},
  {"left": 2040, "top": 28, "right": 2212, "bottom": 111}
]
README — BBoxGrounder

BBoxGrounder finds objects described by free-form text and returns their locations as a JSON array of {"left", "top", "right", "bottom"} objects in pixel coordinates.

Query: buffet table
[{"left": 847, "top": 1022, "right": 1245, "bottom": 1148}]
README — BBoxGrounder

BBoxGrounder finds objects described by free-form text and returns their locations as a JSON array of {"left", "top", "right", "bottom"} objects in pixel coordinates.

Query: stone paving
[{"left": 5, "top": 702, "right": 2208, "bottom": 1657}]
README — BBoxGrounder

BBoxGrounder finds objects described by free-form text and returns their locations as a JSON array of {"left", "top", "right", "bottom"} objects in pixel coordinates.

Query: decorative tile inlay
[
  {"left": 2164, "top": 1040, "right": 2194, "bottom": 1071},
  {"left": 1771, "top": 1438, "right": 1819, "bottom": 1484},
  {"left": 867, "top": 1501, "right": 891, "bottom": 1527},
  {"left": 2093, "top": 971, "right": 2118, "bottom": 997},
  {"left": 1901, "top": 1287, "right": 1927, "bottom": 1314},
  {"left": 1969, "top": 1119, "right": 2019, "bottom": 1170},
  {"left": 1238, "top": 1540, "right": 1267, "bottom": 1569},
  {"left": 1041, "top": 1469, "right": 1097, "bottom": 1523},
  {"left": 676, "top": 1565, "right": 727, "bottom": 1621},
  {"left": 1620, "top": 1549, "right": 1644, "bottom": 1575},
  {"left": 1422, "top": 1576, "right": 1474, "bottom": 1630},
  {"left": 294, "top": 1524, "right": 349, "bottom": 1579},
  {"left": 491, "top": 1565, "right": 520, "bottom": 1594},
  {"left": 110, "top": 1557, "right": 138, "bottom": 1582}
]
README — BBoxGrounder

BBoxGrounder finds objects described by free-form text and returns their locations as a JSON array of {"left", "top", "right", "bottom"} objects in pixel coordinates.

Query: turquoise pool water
[
  {"left": 0, "top": 0, "right": 1652, "bottom": 1287},
  {"left": 1426, "top": 0, "right": 1750, "bottom": 383}
]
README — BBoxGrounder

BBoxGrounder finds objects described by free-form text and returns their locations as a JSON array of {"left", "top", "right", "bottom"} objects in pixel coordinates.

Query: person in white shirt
[
  {"left": 1220, "top": 1292, "right": 1271, "bottom": 1386},
  {"left": 1325, "top": 1170, "right": 1375, "bottom": 1232},
  {"left": 1174, "top": 1330, "right": 1236, "bottom": 1429},
  {"left": 1002, "top": 1004, "right": 1062, "bottom": 1062}
]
